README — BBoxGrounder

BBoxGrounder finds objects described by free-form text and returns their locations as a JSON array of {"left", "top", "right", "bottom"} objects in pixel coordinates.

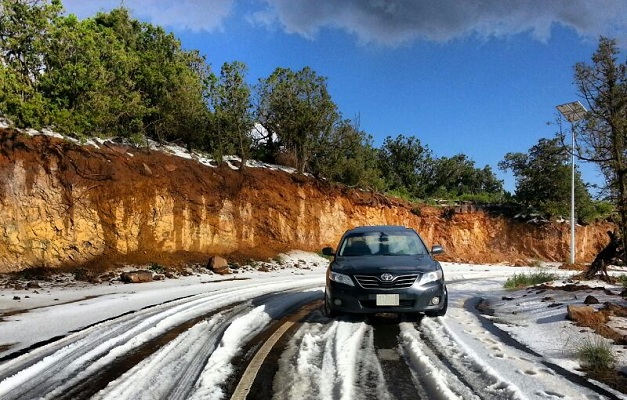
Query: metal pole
[
  {"left": 571, "top": 128, "right": 575, "bottom": 264},
  {"left": 556, "top": 101, "right": 586, "bottom": 265}
]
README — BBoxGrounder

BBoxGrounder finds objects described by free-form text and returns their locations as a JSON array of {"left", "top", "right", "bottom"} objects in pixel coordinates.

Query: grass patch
[
  {"left": 504, "top": 270, "right": 558, "bottom": 289},
  {"left": 528, "top": 259, "right": 543, "bottom": 268},
  {"left": 576, "top": 336, "right": 616, "bottom": 373},
  {"left": 618, "top": 274, "right": 627, "bottom": 288}
]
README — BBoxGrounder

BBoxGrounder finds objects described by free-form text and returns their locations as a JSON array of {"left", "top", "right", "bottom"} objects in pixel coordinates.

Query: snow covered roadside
[
  {"left": 0, "top": 254, "right": 626, "bottom": 399},
  {"left": 467, "top": 265, "right": 627, "bottom": 374},
  {"left": 440, "top": 263, "right": 626, "bottom": 399},
  {"left": 0, "top": 250, "right": 326, "bottom": 359}
]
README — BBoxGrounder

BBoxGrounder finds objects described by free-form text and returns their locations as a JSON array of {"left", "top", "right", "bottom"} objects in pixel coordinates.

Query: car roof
[{"left": 344, "top": 225, "right": 413, "bottom": 234}]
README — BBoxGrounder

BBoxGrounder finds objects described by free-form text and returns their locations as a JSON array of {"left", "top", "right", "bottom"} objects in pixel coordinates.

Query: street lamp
[{"left": 556, "top": 101, "right": 587, "bottom": 264}]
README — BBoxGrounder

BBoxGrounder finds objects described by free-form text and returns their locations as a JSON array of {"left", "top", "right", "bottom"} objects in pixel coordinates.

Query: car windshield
[{"left": 337, "top": 230, "right": 428, "bottom": 256}]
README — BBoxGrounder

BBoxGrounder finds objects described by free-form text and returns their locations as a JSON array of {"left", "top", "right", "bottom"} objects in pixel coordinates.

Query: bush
[
  {"left": 618, "top": 274, "right": 627, "bottom": 288},
  {"left": 504, "top": 271, "right": 558, "bottom": 289},
  {"left": 576, "top": 336, "right": 616, "bottom": 372},
  {"left": 148, "top": 263, "right": 166, "bottom": 274},
  {"left": 9, "top": 266, "right": 55, "bottom": 281},
  {"left": 72, "top": 267, "right": 98, "bottom": 282}
]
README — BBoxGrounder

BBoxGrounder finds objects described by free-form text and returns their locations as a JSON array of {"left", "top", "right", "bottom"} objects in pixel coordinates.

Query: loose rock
[
  {"left": 120, "top": 270, "right": 153, "bottom": 283},
  {"left": 207, "top": 256, "right": 231, "bottom": 275},
  {"left": 583, "top": 295, "right": 599, "bottom": 305}
]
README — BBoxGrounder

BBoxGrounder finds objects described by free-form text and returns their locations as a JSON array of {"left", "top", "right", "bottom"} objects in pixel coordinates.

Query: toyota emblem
[{"left": 380, "top": 273, "right": 394, "bottom": 282}]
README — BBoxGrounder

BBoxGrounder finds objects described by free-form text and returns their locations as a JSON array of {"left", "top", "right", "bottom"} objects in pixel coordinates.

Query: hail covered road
[{"left": 0, "top": 254, "right": 621, "bottom": 400}]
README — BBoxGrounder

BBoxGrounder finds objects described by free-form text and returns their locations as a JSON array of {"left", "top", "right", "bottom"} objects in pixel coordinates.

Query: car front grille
[{"left": 354, "top": 274, "right": 418, "bottom": 289}]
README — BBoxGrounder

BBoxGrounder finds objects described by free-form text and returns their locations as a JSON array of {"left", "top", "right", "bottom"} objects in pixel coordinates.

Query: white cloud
[{"left": 62, "top": 0, "right": 235, "bottom": 32}]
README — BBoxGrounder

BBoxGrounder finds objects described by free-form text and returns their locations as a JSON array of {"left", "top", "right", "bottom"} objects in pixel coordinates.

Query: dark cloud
[
  {"left": 61, "top": 0, "right": 627, "bottom": 46},
  {"left": 252, "top": 0, "right": 627, "bottom": 45}
]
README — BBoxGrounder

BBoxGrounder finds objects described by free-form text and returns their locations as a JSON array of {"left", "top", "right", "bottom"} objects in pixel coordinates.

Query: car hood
[{"left": 330, "top": 255, "right": 438, "bottom": 274}]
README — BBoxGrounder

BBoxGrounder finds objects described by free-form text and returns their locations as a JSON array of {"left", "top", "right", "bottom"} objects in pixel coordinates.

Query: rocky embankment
[{"left": 0, "top": 128, "right": 613, "bottom": 273}]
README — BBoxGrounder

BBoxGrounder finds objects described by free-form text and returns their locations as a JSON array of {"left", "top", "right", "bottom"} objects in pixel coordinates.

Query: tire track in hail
[
  {"left": 0, "top": 281, "right": 323, "bottom": 400},
  {"left": 369, "top": 314, "right": 425, "bottom": 400},
  {"left": 402, "top": 317, "right": 515, "bottom": 400},
  {"left": 55, "top": 301, "right": 251, "bottom": 400},
  {"left": 89, "top": 289, "right": 322, "bottom": 400},
  {"left": 230, "top": 300, "right": 324, "bottom": 400}
]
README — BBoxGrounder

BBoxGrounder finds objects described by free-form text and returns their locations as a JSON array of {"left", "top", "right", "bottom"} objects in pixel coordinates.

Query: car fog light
[
  {"left": 334, "top": 299, "right": 342, "bottom": 306},
  {"left": 431, "top": 297, "right": 440, "bottom": 305}
]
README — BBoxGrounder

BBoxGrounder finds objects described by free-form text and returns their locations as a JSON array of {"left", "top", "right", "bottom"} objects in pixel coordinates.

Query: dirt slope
[{"left": 0, "top": 129, "right": 613, "bottom": 272}]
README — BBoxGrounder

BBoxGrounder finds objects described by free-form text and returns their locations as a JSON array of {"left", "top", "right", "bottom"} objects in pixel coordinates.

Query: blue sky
[{"left": 61, "top": 0, "right": 627, "bottom": 194}]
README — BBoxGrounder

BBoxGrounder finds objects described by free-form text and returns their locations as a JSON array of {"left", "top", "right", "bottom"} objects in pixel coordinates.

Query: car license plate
[{"left": 376, "top": 294, "right": 399, "bottom": 306}]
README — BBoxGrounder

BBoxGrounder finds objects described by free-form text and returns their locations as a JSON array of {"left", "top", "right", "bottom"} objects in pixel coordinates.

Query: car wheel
[
  {"left": 425, "top": 293, "right": 448, "bottom": 318},
  {"left": 324, "top": 290, "right": 339, "bottom": 317}
]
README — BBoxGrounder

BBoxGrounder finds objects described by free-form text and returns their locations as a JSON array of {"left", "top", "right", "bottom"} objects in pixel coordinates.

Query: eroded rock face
[{"left": 0, "top": 130, "right": 614, "bottom": 272}]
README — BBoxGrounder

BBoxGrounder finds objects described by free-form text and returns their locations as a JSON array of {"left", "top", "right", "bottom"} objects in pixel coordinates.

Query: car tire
[
  {"left": 324, "top": 290, "right": 339, "bottom": 317},
  {"left": 425, "top": 292, "right": 448, "bottom": 318}
]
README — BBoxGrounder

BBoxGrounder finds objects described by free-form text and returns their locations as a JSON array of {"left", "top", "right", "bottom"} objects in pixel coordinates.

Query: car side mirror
[
  {"left": 431, "top": 245, "right": 444, "bottom": 255},
  {"left": 322, "top": 247, "right": 335, "bottom": 256}
]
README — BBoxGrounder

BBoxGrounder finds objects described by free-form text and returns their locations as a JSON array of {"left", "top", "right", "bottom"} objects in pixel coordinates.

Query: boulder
[
  {"left": 207, "top": 256, "right": 230, "bottom": 275},
  {"left": 566, "top": 305, "right": 596, "bottom": 322},
  {"left": 120, "top": 270, "right": 153, "bottom": 283},
  {"left": 566, "top": 304, "right": 609, "bottom": 328},
  {"left": 583, "top": 295, "right": 599, "bottom": 304}
]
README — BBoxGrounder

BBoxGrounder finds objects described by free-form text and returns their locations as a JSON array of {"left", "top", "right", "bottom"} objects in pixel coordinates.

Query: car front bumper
[{"left": 326, "top": 279, "right": 447, "bottom": 314}]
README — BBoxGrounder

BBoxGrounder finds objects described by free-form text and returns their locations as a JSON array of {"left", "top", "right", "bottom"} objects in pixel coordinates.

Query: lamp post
[{"left": 555, "top": 101, "right": 587, "bottom": 264}]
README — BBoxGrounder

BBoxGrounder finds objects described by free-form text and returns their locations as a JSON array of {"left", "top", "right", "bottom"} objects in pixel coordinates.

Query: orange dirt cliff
[{"left": 0, "top": 128, "right": 613, "bottom": 272}]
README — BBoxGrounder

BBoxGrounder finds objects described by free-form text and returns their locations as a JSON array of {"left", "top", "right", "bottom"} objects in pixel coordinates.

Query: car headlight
[
  {"left": 330, "top": 271, "right": 355, "bottom": 287},
  {"left": 417, "top": 269, "right": 443, "bottom": 285}
]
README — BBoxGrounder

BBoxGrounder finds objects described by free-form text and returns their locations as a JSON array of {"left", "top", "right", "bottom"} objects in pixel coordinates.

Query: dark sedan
[{"left": 322, "top": 225, "right": 447, "bottom": 318}]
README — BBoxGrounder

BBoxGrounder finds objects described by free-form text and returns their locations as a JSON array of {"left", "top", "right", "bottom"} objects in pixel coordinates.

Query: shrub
[
  {"left": 9, "top": 266, "right": 54, "bottom": 281},
  {"left": 148, "top": 263, "right": 166, "bottom": 274},
  {"left": 504, "top": 271, "right": 558, "bottom": 289},
  {"left": 72, "top": 267, "right": 98, "bottom": 282},
  {"left": 617, "top": 274, "right": 627, "bottom": 288},
  {"left": 576, "top": 336, "right": 616, "bottom": 372}
]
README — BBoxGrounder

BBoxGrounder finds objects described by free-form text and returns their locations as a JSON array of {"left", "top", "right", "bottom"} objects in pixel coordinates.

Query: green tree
[
  {"left": 208, "top": 61, "right": 254, "bottom": 168},
  {"left": 309, "top": 119, "right": 383, "bottom": 188},
  {"left": 499, "top": 137, "right": 594, "bottom": 221},
  {"left": 93, "top": 8, "right": 210, "bottom": 144},
  {"left": 572, "top": 37, "right": 627, "bottom": 253},
  {"left": 377, "top": 134, "right": 434, "bottom": 199},
  {"left": 257, "top": 66, "right": 339, "bottom": 173},
  {"left": 0, "top": 2, "right": 211, "bottom": 141},
  {"left": 429, "top": 154, "right": 503, "bottom": 198},
  {"left": 38, "top": 13, "right": 146, "bottom": 136},
  {"left": 0, "top": 0, "right": 62, "bottom": 127}
]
